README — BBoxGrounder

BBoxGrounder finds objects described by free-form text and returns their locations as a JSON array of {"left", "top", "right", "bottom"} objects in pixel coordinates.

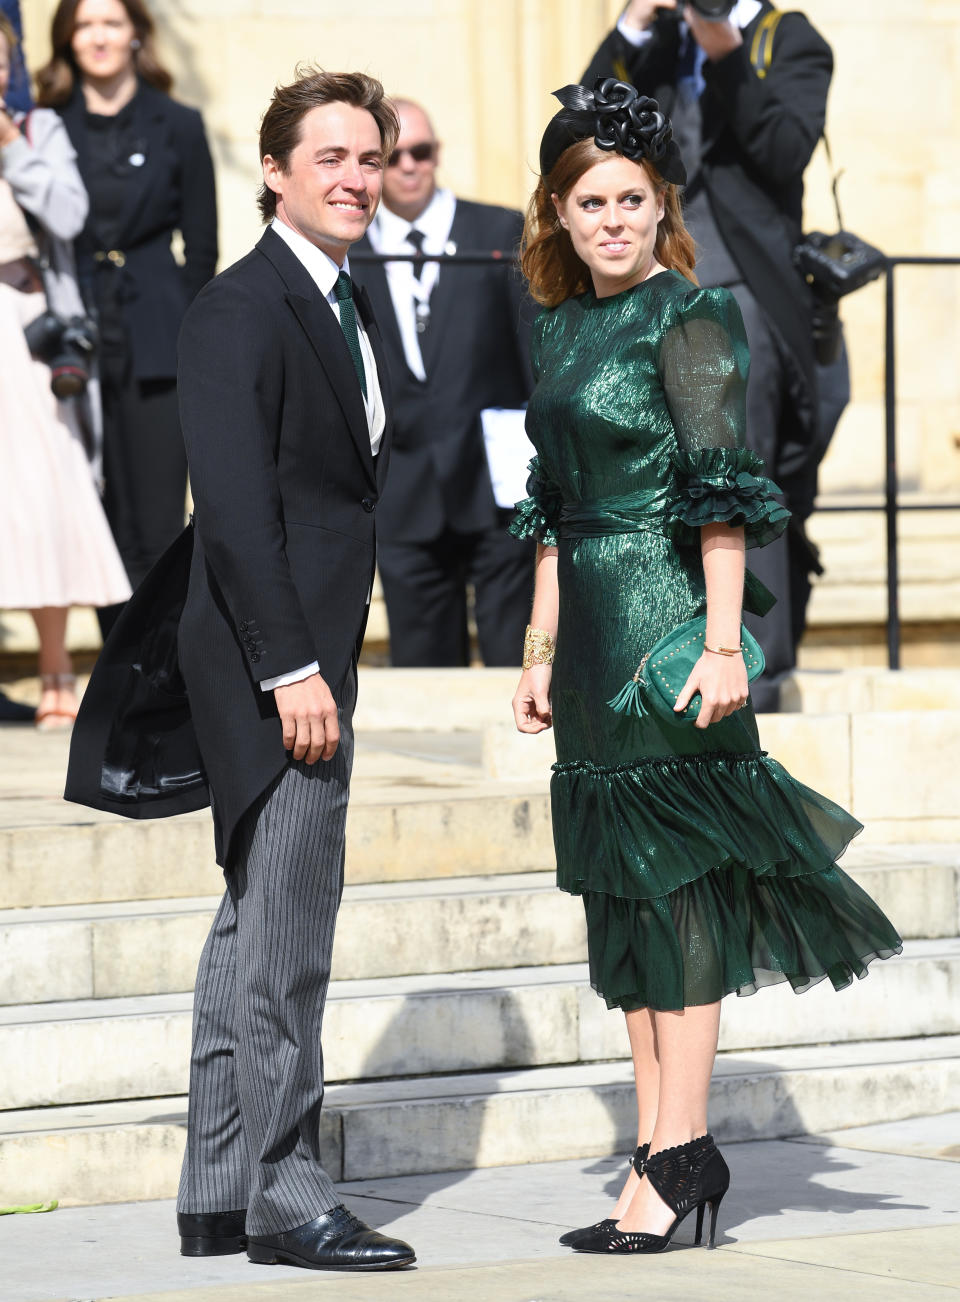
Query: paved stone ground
[{"left": 3, "top": 1115, "right": 958, "bottom": 1301}]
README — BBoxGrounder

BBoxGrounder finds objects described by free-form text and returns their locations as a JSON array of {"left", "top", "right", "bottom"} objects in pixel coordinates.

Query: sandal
[{"left": 35, "top": 673, "right": 79, "bottom": 730}]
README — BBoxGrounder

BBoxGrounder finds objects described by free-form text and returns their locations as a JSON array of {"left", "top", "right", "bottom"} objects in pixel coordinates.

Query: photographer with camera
[
  {"left": 584, "top": 0, "right": 834, "bottom": 709},
  {"left": 0, "top": 12, "right": 129, "bottom": 728}
]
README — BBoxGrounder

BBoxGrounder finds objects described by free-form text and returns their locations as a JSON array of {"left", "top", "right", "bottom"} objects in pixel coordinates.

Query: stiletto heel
[
  {"left": 694, "top": 1201, "right": 706, "bottom": 1246},
  {"left": 572, "top": 1134, "right": 730, "bottom": 1255},
  {"left": 707, "top": 1191, "right": 725, "bottom": 1249}
]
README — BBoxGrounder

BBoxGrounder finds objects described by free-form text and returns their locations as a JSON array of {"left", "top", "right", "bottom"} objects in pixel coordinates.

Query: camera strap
[
  {"left": 749, "top": 8, "right": 784, "bottom": 79},
  {"left": 749, "top": 9, "right": 845, "bottom": 231}
]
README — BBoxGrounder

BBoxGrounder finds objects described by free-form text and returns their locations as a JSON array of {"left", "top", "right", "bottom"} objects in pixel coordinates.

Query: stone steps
[
  {"left": 0, "top": 788, "right": 554, "bottom": 909},
  {"left": 1, "top": 940, "right": 954, "bottom": 1112},
  {"left": 3, "top": 1036, "right": 957, "bottom": 1208},
  {"left": 0, "top": 871, "right": 578, "bottom": 1005},
  {"left": 2, "top": 850, "right": 957, "bottom": 1007}
]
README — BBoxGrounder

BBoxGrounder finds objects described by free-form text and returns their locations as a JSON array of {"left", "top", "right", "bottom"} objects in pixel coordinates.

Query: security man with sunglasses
[{"left": 353, "top": 99, "right": 536, "bottom": 668}]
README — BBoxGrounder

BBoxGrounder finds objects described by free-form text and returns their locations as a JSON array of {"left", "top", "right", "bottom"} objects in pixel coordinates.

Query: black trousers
[
  {"left": 97, "top": 350, "right": 187, "bottom": 635},
  {"left": 378, "top": 511, "right": 535, "bottom": 667}
]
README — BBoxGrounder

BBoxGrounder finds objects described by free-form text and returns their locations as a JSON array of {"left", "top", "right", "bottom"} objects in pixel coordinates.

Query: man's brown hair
[{"left": 257, "top": 67, "right": 400, "bottom": 223}]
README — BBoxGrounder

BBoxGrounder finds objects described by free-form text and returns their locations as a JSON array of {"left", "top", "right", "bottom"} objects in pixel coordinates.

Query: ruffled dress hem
[{"left": 550, "top": 747, "right": 902, "bottom": 1012}]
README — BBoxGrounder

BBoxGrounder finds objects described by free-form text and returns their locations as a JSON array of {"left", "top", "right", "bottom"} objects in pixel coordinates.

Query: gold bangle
[
  {"left": 704, "top": 643, "right": 743, "bottom": 656},
  {"left": 523, "top": 625, "right": 555, "bottom": 670}
]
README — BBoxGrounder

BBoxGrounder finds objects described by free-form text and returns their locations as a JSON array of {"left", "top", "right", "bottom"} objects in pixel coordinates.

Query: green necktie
[{"left": 333, "top": 270, "right": 367, "bottom": 399}]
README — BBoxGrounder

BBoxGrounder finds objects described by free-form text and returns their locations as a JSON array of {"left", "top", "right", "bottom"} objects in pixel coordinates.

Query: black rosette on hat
[{"left": 539, "top": 78, "right": 686, "bottom": 186}]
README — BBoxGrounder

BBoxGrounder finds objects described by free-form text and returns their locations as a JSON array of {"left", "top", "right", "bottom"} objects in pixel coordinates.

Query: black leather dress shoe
[
  {"left": 247, "top": 1205, "right": 416, "bottom": 1271},
  {"left": 178, "top": 1209, "right": 247, "bottom": 1256}
]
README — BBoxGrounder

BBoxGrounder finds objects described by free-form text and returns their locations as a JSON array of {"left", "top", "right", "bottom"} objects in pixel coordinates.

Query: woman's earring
[{"left": 131, "top": 37, "right": 141, "bottom": 50}]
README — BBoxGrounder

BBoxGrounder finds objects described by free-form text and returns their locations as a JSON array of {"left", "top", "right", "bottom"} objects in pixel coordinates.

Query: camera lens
[
  {"left": 811, "top": 298, "right": 843, "bottom": 367},
  {"left": 49, "top": 361, "right": 89, "bottom": 399}
]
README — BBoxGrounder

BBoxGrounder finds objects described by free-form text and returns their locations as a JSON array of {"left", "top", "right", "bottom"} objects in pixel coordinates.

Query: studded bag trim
[{"left": 608, "top": 615, "right": 765, "bottom": 724}]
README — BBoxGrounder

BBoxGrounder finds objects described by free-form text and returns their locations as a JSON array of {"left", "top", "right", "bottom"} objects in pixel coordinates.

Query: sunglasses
[{"left": 388, "top": 141, "right": 436, "bottom": 168}]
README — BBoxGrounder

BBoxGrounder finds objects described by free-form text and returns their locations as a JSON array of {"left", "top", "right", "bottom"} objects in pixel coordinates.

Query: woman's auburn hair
[
  {"left": 34, "top": 0, "right": 173, "bottom": 108},
  {"left": 521, "top": 138, "right": 697, "bottom": 308}
]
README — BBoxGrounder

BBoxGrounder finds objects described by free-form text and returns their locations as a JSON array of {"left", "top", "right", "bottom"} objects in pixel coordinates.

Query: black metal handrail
[{"left": 352, "top": 249, "right": 960, "bottom": 669}]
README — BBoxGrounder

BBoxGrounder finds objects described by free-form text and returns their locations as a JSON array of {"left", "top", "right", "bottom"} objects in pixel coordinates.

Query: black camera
[
  {"left": 794, "top": 231, "right": 886, "bottom": 366},
  {"left": 686, "top": 0, "right": 736, "bottom": 19},
  {"left": 23, "top": 310, "right": 99, "bottom": 398}
]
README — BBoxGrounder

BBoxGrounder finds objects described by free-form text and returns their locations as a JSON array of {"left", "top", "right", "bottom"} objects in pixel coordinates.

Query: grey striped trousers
[{"left": 177, "top": 670, "right": 356, "bottom": 1236}]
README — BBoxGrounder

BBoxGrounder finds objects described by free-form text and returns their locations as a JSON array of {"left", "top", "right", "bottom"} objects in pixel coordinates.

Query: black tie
[
  {"left": 333, "top": 270, "right": 367, "bottom": 399},
  {"left": 406, "top": 228, "right": 427, "bottom": 280}
]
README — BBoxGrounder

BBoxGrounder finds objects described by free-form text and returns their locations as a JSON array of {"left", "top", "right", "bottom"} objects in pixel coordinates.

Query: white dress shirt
[
  {"left": 260, "top": 217, "right": 386, "bottom": 693},
  {"left": 365, "top": 187, "right": 457, "bottom": 380}
]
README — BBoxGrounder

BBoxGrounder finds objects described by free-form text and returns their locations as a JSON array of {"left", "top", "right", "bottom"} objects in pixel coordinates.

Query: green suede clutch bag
[{"left": 607, "top": 616, "right": 765, "bottom": 724}]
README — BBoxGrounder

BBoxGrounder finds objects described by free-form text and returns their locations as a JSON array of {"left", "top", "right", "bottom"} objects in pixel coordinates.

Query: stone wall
[{"left": 21, "top": 0, "right": 960, "bottom": 504}]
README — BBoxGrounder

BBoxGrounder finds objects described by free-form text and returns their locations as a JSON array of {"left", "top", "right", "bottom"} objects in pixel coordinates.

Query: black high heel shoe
[
  {"left": 558, "top": 1144, "right": 649, "bottom": 1248},
  {"left": 572, "top": 1134, "right": 729, "bottom": 1254}
]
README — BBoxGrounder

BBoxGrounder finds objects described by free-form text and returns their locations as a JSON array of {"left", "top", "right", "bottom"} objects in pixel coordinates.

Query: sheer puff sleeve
[
  {"left": 660, "top": 287, "right": 790, "bottom": 549},
  {"left": 510, "top": 455, "right": 562, "bottom": 547}
]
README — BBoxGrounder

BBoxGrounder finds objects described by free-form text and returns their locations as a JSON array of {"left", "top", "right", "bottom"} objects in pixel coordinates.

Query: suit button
[
  {"left": 251, "top": 652, "right": 261, "bottom": 663},
  {"left": 239, "top": 621, "right": 249, "bottom": 633},
  {"left": 361, "top": 497, "right": 376, "bottom": 513}
]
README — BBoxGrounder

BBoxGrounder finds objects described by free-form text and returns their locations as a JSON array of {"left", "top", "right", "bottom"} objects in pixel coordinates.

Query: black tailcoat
[
  {"left": 66, "top": 228, "right": 393, "bottom": 867},
  {"left": 352, "top": 199, "right": 534, "bottom": 543},
  {"left": 59, "top": 81, "right": 218, "bottom": 380},
  {"left": 583, "top": 1, "right": 832, "bottom": 407}
]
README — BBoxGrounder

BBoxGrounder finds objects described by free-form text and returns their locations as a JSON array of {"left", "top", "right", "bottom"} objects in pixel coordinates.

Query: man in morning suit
[
  {"left": 172, "top": 70, "right": 414, "bottom": 1271},
  {"left": 353, "top": 99, "right": 535, "bottom": 667},
  {"left": 584, "top": 0, "right": 833, "bottom": 709}
]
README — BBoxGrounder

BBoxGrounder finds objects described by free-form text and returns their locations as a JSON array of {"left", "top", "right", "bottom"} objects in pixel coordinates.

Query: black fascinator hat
[{"left": 539, "top": 78, "right": 686, "bottom": 186}]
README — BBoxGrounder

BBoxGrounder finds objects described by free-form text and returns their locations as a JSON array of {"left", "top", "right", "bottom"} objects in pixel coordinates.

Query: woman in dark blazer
[{"left": 36, "top": 0, "right": 217, "bottom": 630}]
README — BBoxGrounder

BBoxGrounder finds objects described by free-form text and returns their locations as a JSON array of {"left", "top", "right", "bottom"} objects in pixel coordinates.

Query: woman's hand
[
  {"left": 673, "top": 650, "right": 748, "bottom": 729},
  {"left": 513, "top": 665, "right": 553, "bottom": 733}
]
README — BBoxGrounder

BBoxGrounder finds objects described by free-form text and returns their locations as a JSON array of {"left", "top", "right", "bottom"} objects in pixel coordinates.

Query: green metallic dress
[{"left": 511, "top": 270, "right": 901, "bottom": 1012}]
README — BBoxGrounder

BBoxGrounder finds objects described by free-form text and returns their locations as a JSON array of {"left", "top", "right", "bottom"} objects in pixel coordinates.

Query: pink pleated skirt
[{"left": 0, "top": 278, "right": 131, "bottom": 610}]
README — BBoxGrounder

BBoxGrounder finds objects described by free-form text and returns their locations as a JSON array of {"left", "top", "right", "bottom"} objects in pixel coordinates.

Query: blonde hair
[{"left": 521, "top": 138, "right": 697, "bottom": 308}]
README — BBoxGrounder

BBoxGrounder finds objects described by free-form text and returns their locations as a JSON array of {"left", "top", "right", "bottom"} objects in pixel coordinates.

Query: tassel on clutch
[{"left": 607, "top": 616, "right": 765, "bottom": 724}]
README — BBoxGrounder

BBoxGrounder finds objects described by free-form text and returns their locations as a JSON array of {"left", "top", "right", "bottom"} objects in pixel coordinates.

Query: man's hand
[
  {"left": 684, "top": 5, "right": 743, "bottom": 61},
  {"left": 274, "top": 672, "right": 340, "bottom": 764},
  {"left": 621, "top": 0, "right": 678, "bottom": 34}
]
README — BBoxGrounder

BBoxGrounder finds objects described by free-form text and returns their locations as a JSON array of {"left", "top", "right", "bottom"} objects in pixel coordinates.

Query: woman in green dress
[{"left": 510, "top": 80, "right": 901, "bottom": 1256}]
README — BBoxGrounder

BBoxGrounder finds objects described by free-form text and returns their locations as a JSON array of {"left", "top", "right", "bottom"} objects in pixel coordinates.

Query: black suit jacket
[
  {"left": 59, "top": 81, "right": 218, "bottom": 380},
  {"left": 65, "top": 227, "right": 393, "bottom": 869},
  {"left": 584, "top": 2, "right": 831, "bottom": 410},
  {"left": 353, "top": 198, "right": 534, "bottom": 542}
]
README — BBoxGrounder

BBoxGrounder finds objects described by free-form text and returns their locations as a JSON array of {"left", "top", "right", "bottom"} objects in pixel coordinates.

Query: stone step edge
[
  {"left": 2, "top": 1039, "right": 957, "bottom": 1205},
  {"left": 3, "top": 847, "right": 957, "bottom": 926},
  {"left": 3, "top": 958, "right": 956, "bottom": 1113},
  {"left": 2, "top": 940, "right": 955, "bottom": 1026},
  {"left": 0, "top": 871, "right": 562, "bottom": 926}
]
